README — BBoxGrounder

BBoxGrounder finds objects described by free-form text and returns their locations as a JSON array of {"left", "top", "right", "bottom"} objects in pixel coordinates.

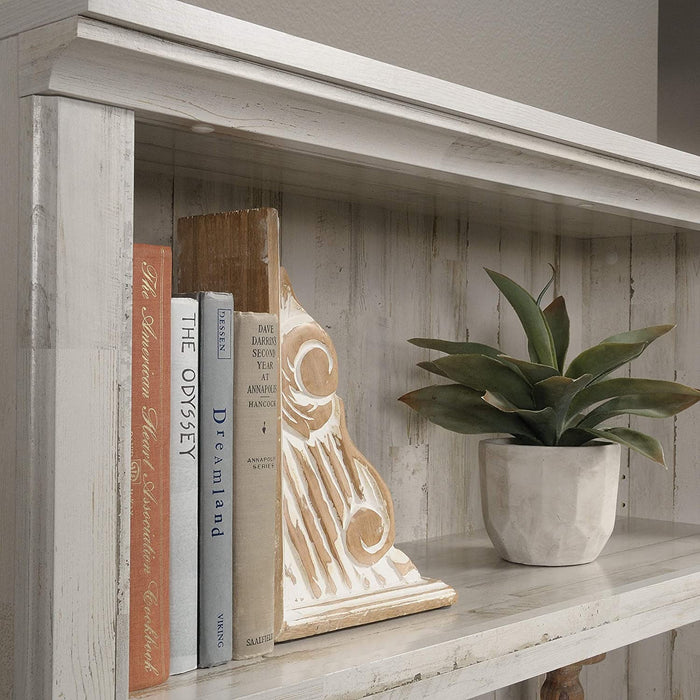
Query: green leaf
[
  {"left": 568, "top": 378, "right": 700, "bottom": 417},
  {"left": 575, "top": 391, "right": 700, "bottom": 430},
  {"left": 557, "top": 428, "right": 597, "bottom": 446},
  {"left": 535, "top": 264, "right": 556, "bottom": 306},
  {"left": 602, "top": 324, "right": 675, "bottom": 345},
  {"left": 543, "top": 296, "right": 570, "bottom": 371},
  {"left": 409, "top": 338, "right": 502, "bottom": 357},
  {"left": 565, "top": 325, "right": 675, "bottom": 382},
  {"left": 485, "top": 268, "right": 557, "bottom": 368},
  {"left": 564, "top": 341, "right": 647, "bottom": 381},
  {"left": 533, "top": 374, "right": 592, "bottom": 440},
  {"left": 497, "top": 355, "right": 560, "bottom": 385},
  {"left": 434, "top": 354, "right": 534, "bottom": 409},
  {"left": 417, "top": 360, "right": 448, "bottom": 378},
  {"left": 398, "top": 384, "right": 538, "bottom": 440},
  {"left": 585, "top": 427, "right": 666, "bottom": 466},
  {"left": 483, "top": 391, "right": 557, "bottom": 444}
]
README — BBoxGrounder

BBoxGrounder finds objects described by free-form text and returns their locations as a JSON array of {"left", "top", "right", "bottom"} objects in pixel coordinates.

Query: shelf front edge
[{"left": 17, "top": 16, "right": 700, "bottom": 231}]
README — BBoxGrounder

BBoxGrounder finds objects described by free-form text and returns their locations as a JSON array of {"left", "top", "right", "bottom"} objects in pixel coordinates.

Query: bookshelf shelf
[
  {"left": 2, "top": 2, "right": 700, "bottom": 699},
  {"left": 132, "top": 519, "right": 700, "bottom": 699}
]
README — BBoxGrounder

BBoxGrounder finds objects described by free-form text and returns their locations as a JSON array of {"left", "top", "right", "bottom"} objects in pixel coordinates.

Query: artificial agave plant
[{"left": 399, "top": 268, "right": 700, "bottom": 465}]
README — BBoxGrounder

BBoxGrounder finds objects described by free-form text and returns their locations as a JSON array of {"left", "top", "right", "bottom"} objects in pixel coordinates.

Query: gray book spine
[
  {"left": 232, "top": 312, "right": 278, "bottom": 659},
  {"left": 169, "top": 296, "right": 199, "bottom": 674},
  {"left": 198, "top": 292, "right": 234, "bottom": 667}
]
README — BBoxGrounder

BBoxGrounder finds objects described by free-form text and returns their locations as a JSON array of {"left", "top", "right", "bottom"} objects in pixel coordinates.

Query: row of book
[{"left": 129, "top": 243, "right": 279, "bottom": 691}]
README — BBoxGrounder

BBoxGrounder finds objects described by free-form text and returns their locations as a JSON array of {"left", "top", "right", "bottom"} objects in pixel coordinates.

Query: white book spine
[{"left": 169, "top": 296, "right": 199, "bottom": 674}]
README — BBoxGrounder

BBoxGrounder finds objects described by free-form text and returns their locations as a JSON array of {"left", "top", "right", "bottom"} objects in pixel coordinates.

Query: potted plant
[{"left": 399, "top": 268, "right": 700, "bottom": 566}]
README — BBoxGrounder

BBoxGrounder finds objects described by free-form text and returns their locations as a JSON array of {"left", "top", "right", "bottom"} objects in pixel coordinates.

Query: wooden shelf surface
[{"left": 132, "top": 518, "right": 700, "bottom": 699}]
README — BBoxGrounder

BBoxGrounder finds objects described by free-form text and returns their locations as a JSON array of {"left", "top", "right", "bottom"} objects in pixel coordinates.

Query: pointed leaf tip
[{"left": 484, "top": 268, "right": 558, "bottom": 368}]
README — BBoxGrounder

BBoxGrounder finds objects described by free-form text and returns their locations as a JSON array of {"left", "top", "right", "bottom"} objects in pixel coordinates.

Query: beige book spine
[{"left": 232, "top": 312, "right": 279, "bottom": 659}]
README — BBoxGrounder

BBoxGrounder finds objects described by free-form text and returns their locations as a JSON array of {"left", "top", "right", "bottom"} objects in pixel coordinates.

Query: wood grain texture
[
  {"left": 15, "top": 16, "right": 700, "bottom": 230},
  {"left": 584, "top": 236, "right": 632, "bottom": 519},
  {"left": 671, "top": 624, "right": 700, "bottom": 699},
  {"left": 579, "top": 647, "right": 627, "bottom": 699},
  {"left": 5, "top": 2, "right": 700, "bottom": 691},
  {"left": 133, "top": 124, "right": 678, "bottom": 241},
  {"left": 626, "top": 231, "right": 677, "bottom": 700},
  {"left": 176, "top": 209, "right": 280, "bottom": 315},
  {"left": 629, "top": 231, "right": 677, "bottom": 521},
  {"left": 132, "top": 519, "right": 700, "bottom": 700},
  {"left": 132, "top": 161, "right": 700, "bottom": 697},
  {"left": 540, "top": 662, "right": 585, "bottom": 700},
  {"left": 6, "top": 0, "right": 699, "bottom": 178},
  {"left": 278, "top": 271, "right": 456, "bottom": 640},
  {"left": 673, "top": 231, "right": 700, "bottom": 526},
  {"left": 670, "top": 232, "right": 700, "bottom": 700},
  {"left": 14, "top": 96, "right": 133, "bottom": 699},
  {"left": 0, "top": 35, "right": 19, "bottom": 700}
]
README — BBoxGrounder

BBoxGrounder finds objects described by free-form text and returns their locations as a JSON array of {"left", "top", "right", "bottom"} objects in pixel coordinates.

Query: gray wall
[
  {"left": 185, "top": 0, "right": 659, "bottom": 141},
  {"left": 658, "top": 0, "right": 700, "bottom": 154}
]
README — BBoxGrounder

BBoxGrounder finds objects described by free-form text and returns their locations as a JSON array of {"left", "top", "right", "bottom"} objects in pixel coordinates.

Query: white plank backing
[
  {"left": 670, "top": 230, "right": 700, "bottom": 700},
  {"left": 13, "top": 96, "right": 133, "bottom": 699},
  {"left": 131, "top": 164, "right": 700, "bottom": 697},
  {"left": 625, "top": 232, "right": 678, "bottom": 700}
]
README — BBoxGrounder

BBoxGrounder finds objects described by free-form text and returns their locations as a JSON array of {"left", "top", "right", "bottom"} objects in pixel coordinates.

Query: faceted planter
[{"left": 479, "top": 438, "right": 622, "bottom": 566}]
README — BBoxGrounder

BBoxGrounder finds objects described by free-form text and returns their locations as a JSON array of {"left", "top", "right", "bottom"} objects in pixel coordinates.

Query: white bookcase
[{"left": 2, "top": 2, "right": 700, "bottom": 699}]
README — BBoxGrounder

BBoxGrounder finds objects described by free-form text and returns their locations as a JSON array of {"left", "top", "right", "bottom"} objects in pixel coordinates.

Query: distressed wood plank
[
  {"left": 556, "top": 235, "right": 586, "bottom": 362},
  {"left": 14, "top": 96, "right": 133, "bottom": 699},
  {"left": 498, "top": 227, "right": 532, "bottom": 361},
  {"left": 176, "top": 208, "right": 280, "bottom": 314},
  {"left": 673, "top": 230, "right": 700, "bottom": 525},
  {"left": 461, "top": 216, "right": 502, "bottom": 533},
  {"left": 629, "top": 634, "right": 672, "bottom": 700},
  {"left": 9, "top": 2, "right": 699, "bottom": 178},
  {"left": 345, "top": 202, "right": 393, "bottom": 481},
  {"left": 671, "top": 231, "right": 700, "bottom": 700},
  {"left": 628, "top": 231, "right": 677, "bottom": 520},
  {"left": 626, "top": 229, "right": 678, "bottom": 700},
  {"left": 585, "top": 236, "right": 632, "bottom": 519},
  {"left": 579, "top": 647, "right": 627, "bottom": 699},
  {"left": 383, "top": 209, "right": 433, "bottom": 540},
  {"left": 134, "top": 169, "right": 172, "bottom": 246},
  {"left": 0, "top": 35, "right": 20, "bottom": 700},
  {"left": 671, "top": 624, "right": 700, "bottom": 699},
  {"left": 14, "top": 15, "right": 700, "bottom": 230},
  {"left": 424, "top": 213, "right": 470, "bottom": 538},
  {"left": 132, "top": 519, "right": 700, "bottom": 700},
  {"left": 135, "top": 166, "right": 700, "bottom": 697}
]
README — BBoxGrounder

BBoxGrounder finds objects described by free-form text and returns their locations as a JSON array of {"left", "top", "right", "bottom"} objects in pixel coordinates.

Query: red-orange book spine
[{"left": 130, "top": 244, "right": 172, "bottom": 691}]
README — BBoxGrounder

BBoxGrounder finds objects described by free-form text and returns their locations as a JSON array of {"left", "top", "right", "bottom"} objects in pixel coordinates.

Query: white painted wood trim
[
  {"left": 1, "top": 0, "right": 698, "bottom": 177},
  {"left": 13, "top": 95, "right": 133, "bottom": 699},
  {"left": 0, "top": 34, "right": 20, "bottom": 700},
  {"left": 132, "top": 519, "right": 700, "bottom": 700},
  {"left": 13, "top": 16, "right": 700, "bottom": 231}
]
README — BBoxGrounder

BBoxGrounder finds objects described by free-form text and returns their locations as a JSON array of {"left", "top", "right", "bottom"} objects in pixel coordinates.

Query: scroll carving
[{"left": 278, "top": 269, "right": 456, "bottom": 640}]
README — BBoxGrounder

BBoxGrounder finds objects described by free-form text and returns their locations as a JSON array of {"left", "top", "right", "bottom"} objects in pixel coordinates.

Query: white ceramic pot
[{"left": 479, "top": 438, "right": 621, "bottom": 566}]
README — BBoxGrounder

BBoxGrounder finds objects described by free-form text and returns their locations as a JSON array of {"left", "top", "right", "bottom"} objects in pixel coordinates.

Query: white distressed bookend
[{"left": 278, "top": 269, "right": 457, "bottom": 641}]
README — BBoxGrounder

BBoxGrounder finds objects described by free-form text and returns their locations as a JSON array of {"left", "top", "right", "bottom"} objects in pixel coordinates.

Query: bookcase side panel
[
  {"left": 15, "top": 95, "right": 134, "bottom": 699},
  {"left": 0, "top": 34, "right": 20, "bottom": 700}
]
